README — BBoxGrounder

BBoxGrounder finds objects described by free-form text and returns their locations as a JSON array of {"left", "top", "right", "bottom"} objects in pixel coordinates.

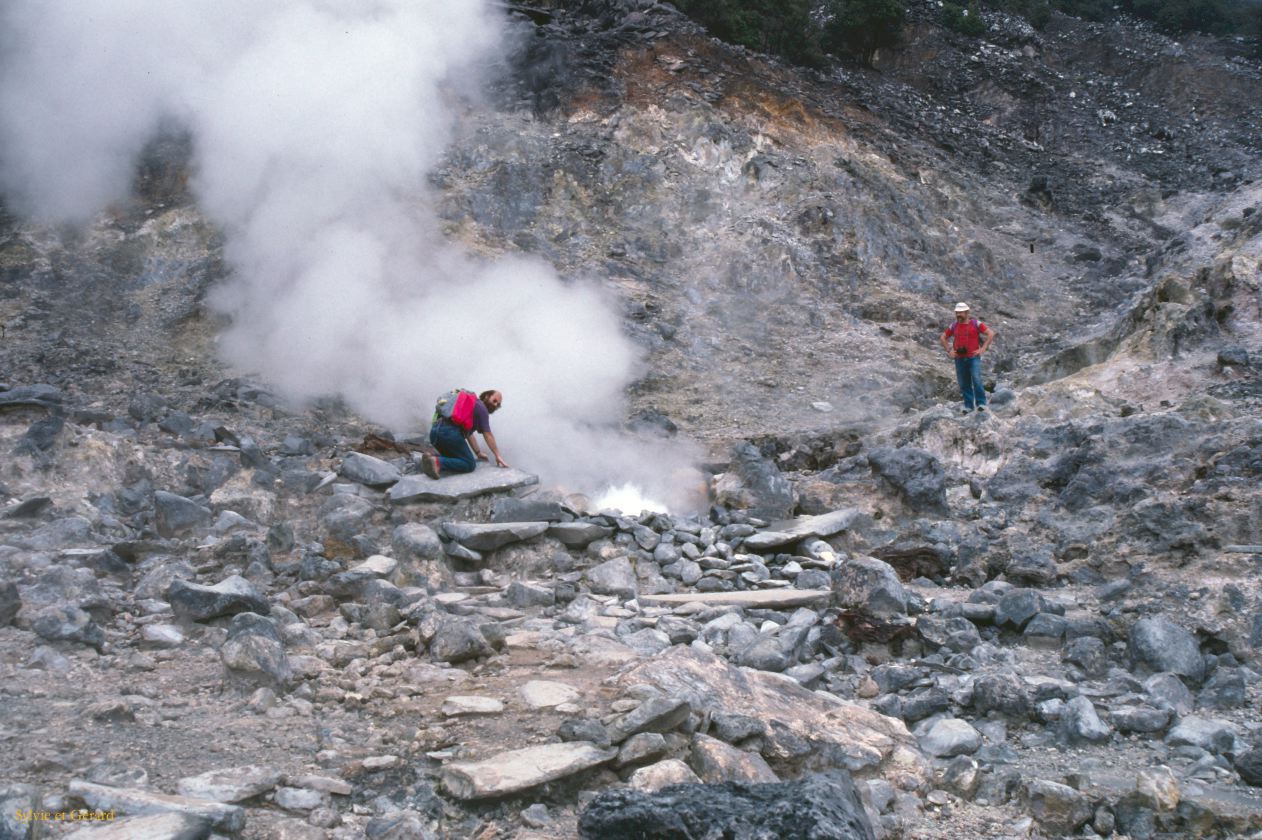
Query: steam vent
[{"left": 3, "top": 0, "right": 1262, "bottom": 837}]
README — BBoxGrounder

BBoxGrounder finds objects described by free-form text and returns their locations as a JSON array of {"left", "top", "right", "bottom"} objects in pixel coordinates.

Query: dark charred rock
[
  {"left": 1235, "top": 746, "right": 1262, "bottom": 787},
  {"left": 14, "top": 414, "right": 64, "bottom": 455},
  {"left": 726, "top": 442, "right": 796, "bottom": 521},
  {"left": 429, "top": 617, "right": 493, "bottom": 664},
  {"left": 128, "top": 392, "right": 170, "bottom": 423},
  {"left": 578, "top": 770, "right": 876, "bottom": 840},
  {"left": 834, "top": 609, "right": 915, "bottom": 647},
  {"left": 0, "top": 581, "right": 18, "bottom": 627},
  {"left": 866, "top": 447, "right": 947, "bottom": 515},
  {"left": 0, "top": 384, "right": 63, "bottom": 411},
  {"left": 4, "top": 496, "right": 52, "bottom": 518},
  {"left": 831, "top": 557, "right": 908, "bottom": 616}
]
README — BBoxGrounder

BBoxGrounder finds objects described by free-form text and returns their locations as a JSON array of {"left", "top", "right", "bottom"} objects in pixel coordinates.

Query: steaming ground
[{"left": 0, "top": 0, "right": 700, "bottom": 508}]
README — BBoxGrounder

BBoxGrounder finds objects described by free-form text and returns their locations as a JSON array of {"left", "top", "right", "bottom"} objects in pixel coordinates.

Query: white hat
[{"left": 954, "top": 302, "right": 970, "bottom": 312}]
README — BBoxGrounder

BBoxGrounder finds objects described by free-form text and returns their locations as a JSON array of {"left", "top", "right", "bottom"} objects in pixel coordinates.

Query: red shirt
[{"left": 944, "top": 318, "right": 989, "bottom": 357}]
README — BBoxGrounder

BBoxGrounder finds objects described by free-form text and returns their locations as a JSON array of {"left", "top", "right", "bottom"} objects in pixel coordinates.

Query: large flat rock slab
[
  {"left": 62, "top": 812, "right": 210, "bottom": 840},
  {"left": 388, "top": 468, "right": 538, "bottom": 503},
  {"left": 442, "top": 521, "right": 550, "bottom": 551},
  {"left": 441, "top": 742, "right": 617, "bottom": 800},
  {"left": 639, "top": 590, "right": 832, "bottom": 609},
  {"left": 614, "top": 647, "right": 921, "bottom": 782},
  {"left": 67, "top": 781, "right": 244, "bottom": 833},
  {"left": 741, "top": 508, "right": 860, "bottom": 551}
]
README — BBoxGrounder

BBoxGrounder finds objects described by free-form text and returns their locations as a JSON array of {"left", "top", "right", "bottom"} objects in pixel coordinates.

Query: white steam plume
[{"left": 0, "top": 0, "right": 703, "bottom": 510}]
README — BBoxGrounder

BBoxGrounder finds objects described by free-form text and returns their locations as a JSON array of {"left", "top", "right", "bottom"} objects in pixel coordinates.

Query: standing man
[
  {"left": 940, "top": 303, "right": 995, "bottom": 413},
  {"left": 421, "top": 390, "right": 509, "bottom": 478}
]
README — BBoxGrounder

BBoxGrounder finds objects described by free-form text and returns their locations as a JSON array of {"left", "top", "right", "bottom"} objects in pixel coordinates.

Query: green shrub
[
  {"left": 822, "top": 0, "right": 907, "bottom": 65},
  {"left": 942, "top": 2, "right": 989, "bottom": 35},
  {"left": 672, "top": 0, "right": 825, "bottom": 67}
]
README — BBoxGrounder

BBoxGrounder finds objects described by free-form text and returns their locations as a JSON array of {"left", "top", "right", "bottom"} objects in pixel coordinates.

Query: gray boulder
[
  {"left": 549, "top": 521, "right": 615, "bottom": 548},
  {"left": 1198, "top": 667, "right": 1246, "bottom": 709},
  {"left": 994, "top": 588, "right": 1050, "bottom": 631},
  {"left": 1234, "top": 746, "right": 1262, "bottom": 787},
  {"left": 1165, "top": 716, "right": 1237, "bottom": 754},
  {"left": 587, "top": 556, "right": 638, "bottom": 600},
  {"left": 153, "top": 490, "right": 212, "bottom": 537},
  {"left": 607, "top": 697, "right": 692, "bottom": 744},
  {"left": 220, "top": 613, "right": 291, "bottom": 690},
  {"left": 338, "top": 452, "right": 401, "bottom": 487},
  {"left": 1144, "top": 672, "right": 1195, "bottom": 715},
  {"left": 31, "top": 606, "right": 106, "bottom": 652},
  {"left": 1059, "top": 696, "right": 1112, "bottom": 744},
  {"left": 429, "top": 617, "right": 493, "bottom": 664},
  {"left": 1128, "top": 616, "right": 1205, "bottom": 684},
  {"left": 1024, "top": 780, "right": 1092, "bottom": 836},
  {"left": 166, "top": 575, "right": 269, "bottom": 623},
  {"left": 919, "top": 718, "right": 982, "bottom": 757},
  {"left": 830, "top": 556, "right": 907, "bottom": 616},
  {"left": 442, "top": 521, "right": 549, "bottom": 551},
  {"left": 1063, "top": 637, "right": 1109, "bottom": 678},
  {"left": 972, "top": 672, "right": 1031, "bottom": 718}
]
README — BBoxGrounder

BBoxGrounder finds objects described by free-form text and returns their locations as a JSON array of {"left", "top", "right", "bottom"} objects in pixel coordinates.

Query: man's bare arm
[{"left": 481, "top": 431, "right": 509, "bottom": 468}]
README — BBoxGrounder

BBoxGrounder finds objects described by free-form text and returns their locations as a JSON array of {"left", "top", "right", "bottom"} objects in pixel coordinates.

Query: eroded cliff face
[{"left": 1, "top": 1, "right": 1257, "bottom": 442}]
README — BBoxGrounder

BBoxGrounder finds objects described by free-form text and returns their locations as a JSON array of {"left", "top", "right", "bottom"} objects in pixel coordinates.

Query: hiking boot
[
  {"left": 977, "top": 405, "right": 987, "bottom": 412},
  {"left": 420, "top": 454, "right": 441, "bottom": 479}
]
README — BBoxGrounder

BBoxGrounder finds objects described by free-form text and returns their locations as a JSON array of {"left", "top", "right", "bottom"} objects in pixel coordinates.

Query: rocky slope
[{"left": 0, "top": 1, "right": 1260, "bottom": 839}]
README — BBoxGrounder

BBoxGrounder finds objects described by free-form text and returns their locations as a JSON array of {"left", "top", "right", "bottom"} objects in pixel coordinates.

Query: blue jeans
[
  {"left": 954, "top": 356, "right": 987, "bottom": 409},
  {"left": 429, "top": 422, "right": 476, "bottom": 474}
]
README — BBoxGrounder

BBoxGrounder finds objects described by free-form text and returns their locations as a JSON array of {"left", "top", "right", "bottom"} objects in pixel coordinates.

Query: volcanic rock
[
  {"left": 628, "top": 759, "right": 702, "bottom": 792},
  {"left": 1023, "top": 780, "right": 1093, "bottom": 836},
  {"left": 615, "top": 647, "right": 917, "bottom": 779},
  {"left": 689, "top": 733, "right": 779, "bottom": 783},
  {"left": 442, "top": 520, "right": 549, "bottom": 551},
  {"left": 440, "top": 742, "right": 617, "bottom": 800},
  {"left": 338, "top": 452, "right": 401, "bottom": 487},
  {"left": 0, "top": 580, "right": 20, "bottom": 627},
  {"left": 166, "top": 575, "right": 269, "bottom": 623},
  {"left": 30, "top": 606, "right": 106, "bottom": 652},
  {"left": 830, "top": 556, "right": 908, "bottom": 616},
  {"left": 176, "top": 765, "right": 282, "bottom": 803},
  {"left": 578, "top": 770, "right": 876, "bottom": 840},
  {"left": 153, "top": 491, "right": 212, "bottom": 537},
  {"left": 387, "top": 468, "right": 538, "bottom": 503},
  {"left": 220, "top": 612, "right": 290, "bottom": 690},
  {"left": 61, "top": 812, "right": 212, "bottom": 840},
  {"left": 919, "top": 719, "right": 982, "bottom": 757},
  {"left": 1128, "top": 616, "right": 1206, "bottom": 684},
  {"left": 67, "top": 781, "right": 244, "bottom": 833}
]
